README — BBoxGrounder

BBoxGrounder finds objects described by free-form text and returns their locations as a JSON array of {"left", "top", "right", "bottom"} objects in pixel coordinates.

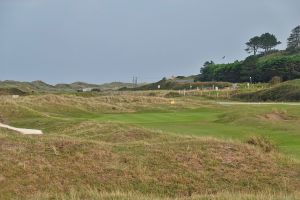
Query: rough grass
[
  {"left": 0, "top": 94, "right": 300, "bottom": 199},
  {"left": 234, "top": 79, "right": 300, "bottom": 102},
  {"left": 1, "top": 126, "right": 299, "bottom": 199},
  {"left": 30, "top": 190, "right": 300, "bottom": 200}
]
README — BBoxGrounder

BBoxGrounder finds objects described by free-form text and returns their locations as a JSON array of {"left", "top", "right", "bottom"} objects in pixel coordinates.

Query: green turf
[{"left": 91, "top": 105, "right": 300, "bottom": 159}]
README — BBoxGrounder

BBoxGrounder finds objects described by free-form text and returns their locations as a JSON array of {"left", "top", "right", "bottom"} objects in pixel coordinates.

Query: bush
[
  {"left": 91, "top": 88, "right": 101, "bottom": 92},
  {"left": 165, "top": 92, "right": 182, "bottom": 98},
  {"left": 148, "top": 92, "right": 157, "bottom": 96},
  {"left": 269, "top": 76, "right": 282, "bottom": 85}
]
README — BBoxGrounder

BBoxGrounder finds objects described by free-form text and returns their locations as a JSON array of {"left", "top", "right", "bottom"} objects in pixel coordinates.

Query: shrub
[
  {"left": 269, "top": 76, "right": 282, "bottom": 85},
  {"left": 148, "top": 92, "right": 157, "bottom": 96},
  {"left": 91, "top": 88, "right": 101, "bottom": 92},
  {"left": 165, "top": 92, "right": 182, "bottom": 98}
]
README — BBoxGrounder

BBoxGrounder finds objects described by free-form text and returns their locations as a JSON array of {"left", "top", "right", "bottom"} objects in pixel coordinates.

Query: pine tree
[
  {"left": 259, "top": 33, "right": 281, "bottom": 53},
  {"left": 245, "top": 36, "right": 261, "bottom": 55},
  {"left": 287, "top": 25, "right": 300, "bottom": 51}
]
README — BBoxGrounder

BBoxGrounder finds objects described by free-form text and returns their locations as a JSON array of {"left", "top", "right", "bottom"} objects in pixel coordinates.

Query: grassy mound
[
  {"left": 0, "top": 88, "right": 27, "bottom": 96},
  {"left": 0, "top": 94, "right": 177, "bottom": 122},
  {"left": 234, "top": 79, "right": 300, "bottom": 101},
  {"left": 1, "top": 124, "right": 299, "bottom": 199},
  {"left": 125, "top": 78, "right": 232, "bottom": 91}
]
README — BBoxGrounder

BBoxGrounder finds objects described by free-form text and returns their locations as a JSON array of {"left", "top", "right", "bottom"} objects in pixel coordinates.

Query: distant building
[
  {"left": 77, "top": 88, "right": 100, "bottom": 92},
  {"left": 82, "top": 88, "right": 93, "bottom": 92}
]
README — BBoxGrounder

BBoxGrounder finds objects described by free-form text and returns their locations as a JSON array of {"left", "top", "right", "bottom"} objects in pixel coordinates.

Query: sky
[{"left": 0, "top": 0, "right": 299, "bottom": 84}]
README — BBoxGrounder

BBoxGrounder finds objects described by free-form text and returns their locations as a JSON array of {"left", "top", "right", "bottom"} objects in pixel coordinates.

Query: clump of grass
[
  {"left": 165, "top": 92, "right": 182, "bottom": 98},
  {"left": 148, "top": 92, "right": 157, "bottom": 96},
  {"left": 245, "top": 136, "right": 276, "bottom": 153}
]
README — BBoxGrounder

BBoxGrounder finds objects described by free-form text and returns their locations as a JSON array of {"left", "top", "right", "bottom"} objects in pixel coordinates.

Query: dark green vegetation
[
  {"left": 0, "top": 94, "right": 299, "bottom": 199},
  {"left": 287, "top": 25, "right": 300, "bottom": 52},
  {"left": 245, "top": 33, "right": 281, "bottom": 55},
  {"left": 0, "top": 87, "right": 27, "bottom": 96},
  {"left": 197, "top": 52, "right": 300, "bottom": 83},
  {"left": 197, "top": 26, "right": 300, "bottom": 83},
  {"left": 235, "top": 79, "right": 300, "bottom": 101}
]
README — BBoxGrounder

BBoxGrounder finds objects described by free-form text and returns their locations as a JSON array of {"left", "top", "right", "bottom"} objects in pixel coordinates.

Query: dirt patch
[
  {"left": 0, "top": 175, "right": 5, "bottom": 182},
  {"left": 259, "top": 110, "right": 292, "bottom": 121}
]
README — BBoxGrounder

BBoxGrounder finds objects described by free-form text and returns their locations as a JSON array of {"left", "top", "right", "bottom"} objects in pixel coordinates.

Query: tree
[
  {"left": 240, "top": 56, "right": 259, "bottom": 82},
  {"left": 287, "top": 25, "right": 300, "bottom": 51},
  {"left": 245, "top": 36, "right": 261, "bottom": 55},
  {"left": 259, "top": 33, "right": 281, "bottom": 53},
  {"left": 198, "top": 61, "right": 215, "bottom": 81},
  {"left": 203, "top": 61, "right": 215, "bottom": 67}
]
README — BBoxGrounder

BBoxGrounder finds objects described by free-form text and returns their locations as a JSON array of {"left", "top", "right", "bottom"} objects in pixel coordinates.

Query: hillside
[
  {"left": 197, "top": 51, "right": 300, "bottom": 83},
  {"left": 124, "top": 77, "right": 232, "bottom": 91},
  {"left": 0, "top": 88, "right": 27, "bottom": 96},
  {"left": 97, "top": 82, "right": 145, "bottom": 90},
  {"left": 0, "top": 80, "right": 139, "bottom": 93},
  {"left": 0, "top": 80, "right": 56, "bottom": 92},
  {"left": 55, "top": 81, "right": 102, "bottom": 91},
  {"left": 234, "top": 79, "right": 300, "bottom": 101}
]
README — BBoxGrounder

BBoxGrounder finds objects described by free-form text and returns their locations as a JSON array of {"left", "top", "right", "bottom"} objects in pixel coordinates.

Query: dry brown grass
[
  {"left": 0, "top": 94, "right": 187, "bottom": 120},
  {"left": 55, "top": 121, "right": 172, "bottom": 144},
  {"left": 30, "top": 190, "right": 300, "bottom": 200},
  {"left": 0, "top": 123, "right": 299, "bottom": 199}
]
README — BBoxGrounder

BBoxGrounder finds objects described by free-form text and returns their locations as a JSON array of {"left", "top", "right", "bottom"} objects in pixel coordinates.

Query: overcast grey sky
[{"left": 0, "top": 0, "right": 299, "bottom": 84}]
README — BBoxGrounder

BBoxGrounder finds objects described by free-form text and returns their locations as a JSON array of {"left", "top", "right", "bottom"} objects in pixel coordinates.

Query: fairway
[{"left": 93, "top": 104, "right": 300, "bottom": 159}]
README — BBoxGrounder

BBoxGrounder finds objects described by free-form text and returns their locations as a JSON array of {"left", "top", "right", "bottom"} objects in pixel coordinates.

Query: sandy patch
[
  {"left": 0, "top": 123, "right": 43, "bottom": 135},
  {"left": 259, "top": 112, "right": 291, "bottom": 121}
]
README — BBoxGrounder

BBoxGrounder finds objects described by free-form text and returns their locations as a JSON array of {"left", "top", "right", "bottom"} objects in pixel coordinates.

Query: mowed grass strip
[{"left": 91, "top": 105, "right": 300, "bottom": 159}]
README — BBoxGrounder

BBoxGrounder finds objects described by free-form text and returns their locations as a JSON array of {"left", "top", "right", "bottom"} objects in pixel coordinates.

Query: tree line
[{"left": 197, "top": 25, "right": 300, "bottom": 83}]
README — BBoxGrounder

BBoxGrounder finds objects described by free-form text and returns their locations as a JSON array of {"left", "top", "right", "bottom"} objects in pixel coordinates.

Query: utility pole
[
  {"left": 135, "top": 77, "right": 138, "bottom": 87},
  {"left": 132, "top": 76, "right": 135, "bottom": 88},
  {"left": 132, "top": 76, "right": 138, "bottom": 88}
]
